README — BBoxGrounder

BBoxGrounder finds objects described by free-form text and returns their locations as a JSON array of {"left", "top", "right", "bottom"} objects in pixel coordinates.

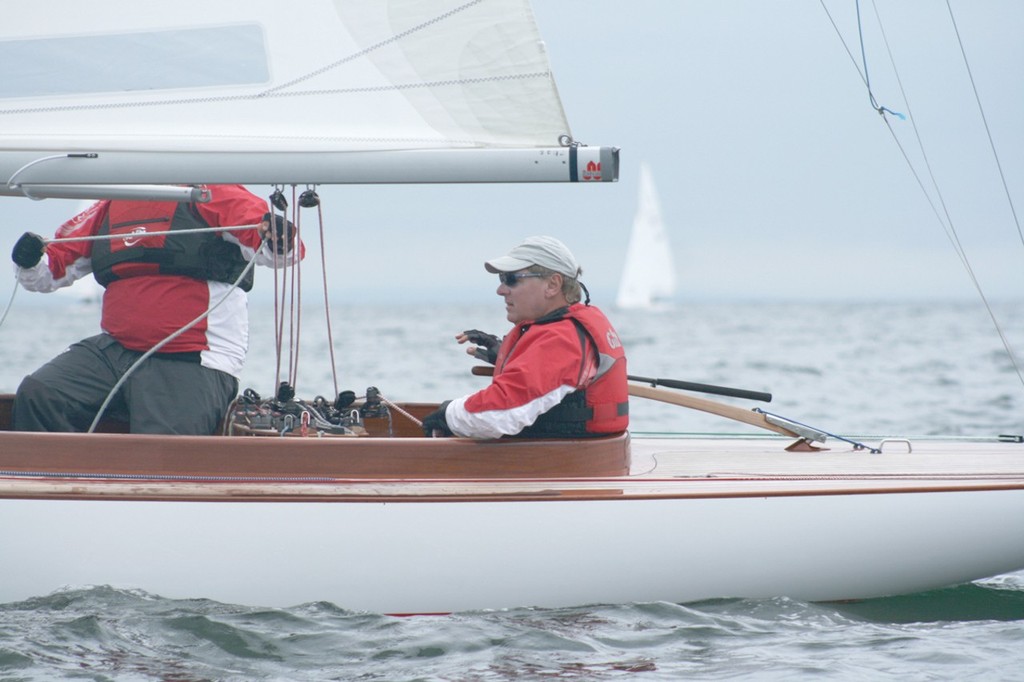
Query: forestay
[{"left": 0, "top": 0, "right": 616, "bottom": 194}]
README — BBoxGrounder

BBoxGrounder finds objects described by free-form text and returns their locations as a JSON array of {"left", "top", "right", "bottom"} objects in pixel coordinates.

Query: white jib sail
[
  {"left": 616, "top": 162, "right": 676, "bottom": 309},
  {"left": 0, "top": 0, "right": 616, "bottom": 192}
]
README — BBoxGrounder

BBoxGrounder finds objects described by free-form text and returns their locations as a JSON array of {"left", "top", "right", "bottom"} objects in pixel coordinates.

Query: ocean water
[{"left": 2, "top": 297, "right": 1024, "bottom": 680}]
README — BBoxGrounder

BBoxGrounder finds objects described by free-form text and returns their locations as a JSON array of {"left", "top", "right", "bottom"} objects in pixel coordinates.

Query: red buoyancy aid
[
  {"left": 505, "top": 303, "right": 629, "bottom": 437},
  {"left": 91, "top": 200, "right": 254, "bottom": 291}
]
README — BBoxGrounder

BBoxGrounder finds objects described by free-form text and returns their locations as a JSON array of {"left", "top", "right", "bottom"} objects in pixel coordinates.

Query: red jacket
[
  {"left": 15, "top": 185, "right": 302, "bottom": 378},
  {"left": 447, "top": 303, "right": 628, "bottom": 438}
]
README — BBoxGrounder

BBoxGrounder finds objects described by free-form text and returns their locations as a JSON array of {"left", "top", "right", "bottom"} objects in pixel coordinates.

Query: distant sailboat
[{"left": 616, "top": 163, "right": 676, "bottom": 309}]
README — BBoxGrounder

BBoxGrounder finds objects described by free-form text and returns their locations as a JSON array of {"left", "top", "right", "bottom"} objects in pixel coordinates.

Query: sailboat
[
  {"left": 2, "top": 1, "right": 1024, "bottom": 614},
  {"left": 616, "top": 163, "right": 676, "bottom": 309}
]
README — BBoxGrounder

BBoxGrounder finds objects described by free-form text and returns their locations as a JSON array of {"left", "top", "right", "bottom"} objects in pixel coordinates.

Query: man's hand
[
  {"left": 457, "top": 329, "right": 501, "bottom": 364},
  {"left": 261, "top": 213, "right": 295, "bottom": 251},
  {"left": 11, "top": 232, "right": 46, "bottom": 268},
  {"left": 421, "top": 401, "right": 453, "bottom": 437}
]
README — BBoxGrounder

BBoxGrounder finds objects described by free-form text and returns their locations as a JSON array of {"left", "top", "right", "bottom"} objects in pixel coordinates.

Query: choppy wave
[{"left": 1, "top": 579, "right": 1022, "bottom": 681}]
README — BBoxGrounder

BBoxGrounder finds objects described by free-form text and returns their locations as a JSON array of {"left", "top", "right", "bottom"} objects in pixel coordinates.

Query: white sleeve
[
  {"left": 445, "top": 384, "right": 577, "bottom": 439},
  {"left": 14, "top": 255, "right": 93, "bottom": 293}
]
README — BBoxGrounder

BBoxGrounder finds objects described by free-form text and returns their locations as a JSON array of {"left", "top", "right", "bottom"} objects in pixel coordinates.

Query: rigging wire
[
  {"left": 944, "top": 0, "right": 1024, "bottom": 249},
  {"left": 5, "top": 153, "right": 96, "bottom": 195},
  {"left": 819, "top": 0, "right": 1024, "bottom": 389}
]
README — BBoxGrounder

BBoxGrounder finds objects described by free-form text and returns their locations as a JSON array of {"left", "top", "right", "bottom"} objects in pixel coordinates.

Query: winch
[{"left": 224, "top": 383, "right": 391, "bottom": 437}]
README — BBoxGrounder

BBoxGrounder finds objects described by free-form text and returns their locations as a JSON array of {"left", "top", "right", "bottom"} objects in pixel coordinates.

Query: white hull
[{"left": 4, "top": 436, "right": 1024, "bottom": 613}]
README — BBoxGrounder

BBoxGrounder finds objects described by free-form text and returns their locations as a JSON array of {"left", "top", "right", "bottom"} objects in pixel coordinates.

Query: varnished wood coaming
[{"left": 0, "top": 394, "right": 631, "bottom": 480}]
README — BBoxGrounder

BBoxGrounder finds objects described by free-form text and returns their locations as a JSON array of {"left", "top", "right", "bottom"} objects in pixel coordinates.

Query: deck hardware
[
  {"left": 878, "top": 438, "right": 913, "bottom": 453},
  {"left": 755, "top": 409, "right": 882, "bottom": 454}
]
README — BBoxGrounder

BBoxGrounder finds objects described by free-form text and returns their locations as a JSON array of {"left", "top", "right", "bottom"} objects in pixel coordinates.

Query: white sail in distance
[
  {"left": 0, "top": 0, "right": 616, "bottom": 195},
  {"left": 616, "top": 163, "right": 676, "bottom": 309}
]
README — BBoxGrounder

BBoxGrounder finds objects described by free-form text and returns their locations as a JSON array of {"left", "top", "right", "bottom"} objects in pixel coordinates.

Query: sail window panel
[{"left": 0, "top": 26, "right": 270, "bottom": 99}]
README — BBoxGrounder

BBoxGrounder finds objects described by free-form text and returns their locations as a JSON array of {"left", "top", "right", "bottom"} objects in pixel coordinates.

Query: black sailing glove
[
  {"left": 262, "top": 213, "right": 296, "bottom": 251},
  {"left": 11, "top": 232, "right": 46, "bottom": 268},
  {"left": 462, "top": 329, "right": 501, "bottom": 364},
  {"left": 421, "top": 400, "right": 453, "bottom": 437}
]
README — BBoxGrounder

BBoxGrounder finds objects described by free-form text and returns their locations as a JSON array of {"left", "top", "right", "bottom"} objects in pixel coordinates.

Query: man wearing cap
[{"left": 421, "top": 236, "right": 629, "bottom": 439}]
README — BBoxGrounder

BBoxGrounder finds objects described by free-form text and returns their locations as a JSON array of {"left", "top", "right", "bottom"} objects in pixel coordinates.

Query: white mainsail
[
  {"left": 0, "top": 0, "right": 616, "bottom": 197},
  {"left": 616, "top": 163, "right": 676, "bottom": 309}
]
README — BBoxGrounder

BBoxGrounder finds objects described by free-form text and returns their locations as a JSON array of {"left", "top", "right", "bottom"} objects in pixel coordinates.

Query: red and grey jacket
[
  {"left": 15, "top": 185, "right": 296, "bottom": 378},
  {"left": 91, "top": 200, "right": 254, "bottom": 291},
  {"left": 446, "top": 303, "right": 628, "bottom": 438}
]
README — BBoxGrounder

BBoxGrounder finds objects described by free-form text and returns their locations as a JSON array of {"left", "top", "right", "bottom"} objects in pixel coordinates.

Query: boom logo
[{"left": 582, "top": 160, "right": 602, "bottom": 181}]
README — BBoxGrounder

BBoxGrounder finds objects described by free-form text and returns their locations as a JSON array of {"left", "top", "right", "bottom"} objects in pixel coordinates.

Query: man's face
[{"left": 496, "top": 269, "right": 560, "bottom": 324}]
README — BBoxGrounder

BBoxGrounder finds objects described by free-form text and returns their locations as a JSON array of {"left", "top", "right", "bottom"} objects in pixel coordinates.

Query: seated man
[
  {"left": 422, "top": 236, "right": 628, "bottom": 439},
  {"left": 10, "top": 184, "right": 302, "bottom": 434}
]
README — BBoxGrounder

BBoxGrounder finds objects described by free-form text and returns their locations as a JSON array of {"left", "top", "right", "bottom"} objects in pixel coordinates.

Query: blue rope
[{"left": 855, "top": 0, "right": 905, "bottom": 121}]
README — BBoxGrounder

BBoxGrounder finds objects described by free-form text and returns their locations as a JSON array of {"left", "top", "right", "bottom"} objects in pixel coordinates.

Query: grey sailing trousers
[{"left": 12, "top": 333, "right": 238, "bottom": 435}]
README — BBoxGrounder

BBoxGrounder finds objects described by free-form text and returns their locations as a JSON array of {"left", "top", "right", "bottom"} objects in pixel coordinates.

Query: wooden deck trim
[
  {"left": 2, "top": 472, "right": 1023, "bottom": 504},
  {"left": 0, "top": 429, "right": 631, "bottom": 480}
]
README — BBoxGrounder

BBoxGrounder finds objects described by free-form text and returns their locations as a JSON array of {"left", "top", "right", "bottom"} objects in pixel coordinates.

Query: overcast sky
[{"left": 3, "top": 1, "right": 1022, "bottom": 307}]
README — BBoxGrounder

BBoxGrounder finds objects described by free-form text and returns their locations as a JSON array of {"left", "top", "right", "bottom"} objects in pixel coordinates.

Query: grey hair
[{"left": 528, "top": 264, "right": 583, "bottom": 304}]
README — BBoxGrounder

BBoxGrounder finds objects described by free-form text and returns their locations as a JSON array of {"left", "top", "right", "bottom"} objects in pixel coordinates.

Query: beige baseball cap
[{"left": 484, "top": 236, "right": 580, "bottom": 278}]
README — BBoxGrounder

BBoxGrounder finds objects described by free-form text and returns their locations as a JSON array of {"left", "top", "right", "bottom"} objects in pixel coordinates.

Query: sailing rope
[
  {"left": 269, "top": 186, "right": 302, "bottom": 397},
  {"left": 378, "top": 394, "right": 423, "bottom": 428},
  {"left": 305, "top": 187, "right": 340, "bottom": 399},
  {"left": 269, "top": 184, "right": 343, "bottom": 403},
  {"left": 0, "top": 276, "right": 17, "bottom": 332},
  {"left": 266, "top": 186, "right": 417, "bottom": 431},
  {"left": 820, "top": 0, "right": 1024, "bottom": 390},
  {"left": 42, "top": 224, "right": 259, "bottom": 243}
]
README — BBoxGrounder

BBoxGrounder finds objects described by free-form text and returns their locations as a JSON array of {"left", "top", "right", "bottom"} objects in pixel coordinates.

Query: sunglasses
[{"left": 498, "top": 272, "right": 545, "bottom": 287}]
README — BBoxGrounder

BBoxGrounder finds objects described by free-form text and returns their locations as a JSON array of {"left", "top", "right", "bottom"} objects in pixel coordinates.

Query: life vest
[
  {"left": 507, "top": 303, "right": 629, "bottom": 437},
  {"left": 91, "top": 200, "right": 254, "bottom": 291}
]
